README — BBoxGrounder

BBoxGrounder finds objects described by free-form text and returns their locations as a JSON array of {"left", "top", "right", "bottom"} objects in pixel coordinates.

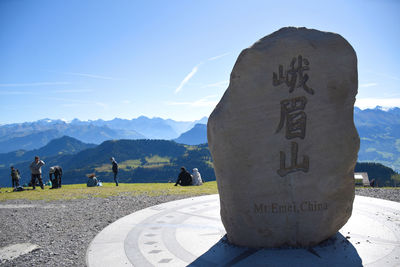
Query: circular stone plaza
[{"left": 87, "top": 194, "right": 400, "bottom": 267}]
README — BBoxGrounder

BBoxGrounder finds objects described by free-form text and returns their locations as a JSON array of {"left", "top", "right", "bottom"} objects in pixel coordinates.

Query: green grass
[
  {"left": 145, "top": 155, "right": 170, "bottom": 164},
  {"left": 119, "top": 159, "right": 142, "bottom": 169},
  {"left": 0, "top": 181, "right": 218, "bottom": 201},
  {"left": 94, "top": 157, "right": 171, "bottom": 172},
  {"left": 2, "top": 183, "right": 399, "bottom": 202}
]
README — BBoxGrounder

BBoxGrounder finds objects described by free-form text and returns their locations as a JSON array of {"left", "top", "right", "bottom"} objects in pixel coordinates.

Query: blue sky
[{"left": 0, "top": 0, "right": 399, "bottom": 124}]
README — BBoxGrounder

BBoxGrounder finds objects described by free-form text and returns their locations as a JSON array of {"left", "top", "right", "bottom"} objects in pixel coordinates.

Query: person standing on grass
[
  {"left": 10, "top": 166, "right": 20, "bottom": 188},
  {"left": 110, "top": 157, "right": 119, "bottom": 186},
  {"left": 30, "top": 156, "right": 45, "bottom": 189}
]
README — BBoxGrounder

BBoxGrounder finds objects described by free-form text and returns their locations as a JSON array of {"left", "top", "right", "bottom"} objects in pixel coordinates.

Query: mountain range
[
  {"left": 0, "top": 136, "right": 95, "bottom": 168},
  {"left": 0, "top": 116, "right": 208, "bottom": 153},
  {"left": 174, "top": 124, "right": 207, "bottom": 145},
  {"left": 354, "top": 107, "right": 400, "bottom": 171},
  {"left": 0, "top": 107, "right": 399, "bottom": 186},
  {"left": 0, "top": 136, "right": 397, "bottom": 188}
]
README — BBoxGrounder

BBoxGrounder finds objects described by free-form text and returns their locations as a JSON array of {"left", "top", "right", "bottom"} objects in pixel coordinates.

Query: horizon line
[{"left": 1, "top": 105, "right": 399, "bottom": 126}]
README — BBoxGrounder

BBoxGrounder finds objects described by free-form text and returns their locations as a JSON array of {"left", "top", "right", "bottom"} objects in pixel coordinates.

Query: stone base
[{"left": 86, "top": 194, "right": 400, "bottom": 267}]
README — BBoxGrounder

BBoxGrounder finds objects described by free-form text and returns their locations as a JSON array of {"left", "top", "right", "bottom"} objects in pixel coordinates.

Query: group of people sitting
[
  {"left": 10, "top": 156, "right": 62, "bottom": 191},
  {"left": 175, "top": 167, "right": 203, "bottom": 186}
]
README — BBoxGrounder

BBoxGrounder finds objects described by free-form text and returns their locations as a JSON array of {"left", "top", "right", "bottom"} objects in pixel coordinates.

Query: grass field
[
  {"left": 2, "top": 183, "right": 397, "bottom": 202},
  {"left": 0, "top": 181, "right": 219, "bottom": 201}
]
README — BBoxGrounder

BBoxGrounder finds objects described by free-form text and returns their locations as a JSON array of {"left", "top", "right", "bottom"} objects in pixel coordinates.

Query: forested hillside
[
  {"left": 355, "top": 107, "right": 400, "bottom": 171},
  {"left": 0, "top": 140, "right": 215, "bottom": 186}
]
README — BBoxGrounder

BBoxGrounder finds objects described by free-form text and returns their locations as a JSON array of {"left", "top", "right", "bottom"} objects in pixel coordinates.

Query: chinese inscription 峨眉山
[{"left": 273, "top": 55, "right": 314, "bottom": 177}]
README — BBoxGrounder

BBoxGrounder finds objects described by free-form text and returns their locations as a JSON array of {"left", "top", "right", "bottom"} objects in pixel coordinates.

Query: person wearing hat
[
  {"left": 29, "top": 156, "right": 45, "bottom": 189},
  {"left": 49, "top": 166, "right": 63, "bottom": 189}
]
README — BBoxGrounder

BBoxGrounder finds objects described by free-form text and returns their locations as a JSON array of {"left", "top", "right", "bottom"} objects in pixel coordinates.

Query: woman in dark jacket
[
  {"left": 175, "top": 167, "right": 192, "bottom": 186},
  {"left": 110, "top": 157, "right": 119, "bottom": 186}
]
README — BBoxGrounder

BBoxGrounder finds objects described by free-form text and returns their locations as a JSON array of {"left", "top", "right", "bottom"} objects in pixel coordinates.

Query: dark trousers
[
  {"left": 31, "top": 174, "right": 44, "bottom": 189},
  {"left": 12, "top": 178, "right": 20, "bottom": 188},
  {"left": 113, "top": 172, "right": 118, "bottom": 186},
  {"left": 52, "top": 174, "right": 62, "bottom": 188}
]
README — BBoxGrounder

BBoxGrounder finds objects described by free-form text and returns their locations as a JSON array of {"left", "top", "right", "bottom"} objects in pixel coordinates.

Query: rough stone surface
[
  {"left": 0, "top": 190, "right": 397, "bottom": 266},
  {"left": 0, "top": 243, "right": 40, "bottom": 261},
  {"left": 207, "top": 27, "right": 359, "bottom": 248},
  {"left": 0, "top": 195, "right": 190, "bottom": 267}
]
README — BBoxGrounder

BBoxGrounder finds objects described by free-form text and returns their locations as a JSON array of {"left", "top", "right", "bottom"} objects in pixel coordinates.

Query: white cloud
[
  {"left": 95, "top": 102, "right": 109, "bottom": 109},
  {"left": 365, "top": 70, "right": 400, "bottom": 81},
  {"left": 359, "top": 83, "right": 378, "bottom": 88},
  {"left": 207, "top": 52, "right": 230, "bottom": 61},
  {"left": 62, "top": 72, "right": 117, "bottom": 80},
  {"left": 174, "top": 66, "right": 199, "bottom": 94},
  {"left": 45, "top": 96, "right": 111, "bottom": 110},
  {"left": 61, "top": 103, "right": 79, "bottom": 108},
  {"left": 54, "top": 89, "right": 94, "bottom": 93},
  {"left": 46, "top": 96, "right": 88, "bottom": 104},
  {"left": 355, "top": 98, "right": 400, "bottom": 109},
  {"left": 166, "top": 95, "right": 219, "bottom": 107},
  {"left": 0, "top": 91, "right": 35, "bottom": 95},
  {"left": 0, "top": 82, "right": 70, "bottom": 87},
  {"left": 122, "top": 100, "right": 131, "bottom": 104},
  {"left": 202, "top": 80, "right": 229, "bottom": 88},
  {"left": 173, "top": 52, "right": 229, "bottom": 94}
]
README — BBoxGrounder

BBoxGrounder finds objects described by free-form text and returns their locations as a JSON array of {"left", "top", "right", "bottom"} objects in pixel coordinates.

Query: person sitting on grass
[
  {"left": 174, "top": 167, "right": 192, "bottom": 186},
  {"left": 192, "top": 168, "right": 203, "bottom": 186},
  {"left": 87, "top": 173, "right": 99, "bottom": 187}
]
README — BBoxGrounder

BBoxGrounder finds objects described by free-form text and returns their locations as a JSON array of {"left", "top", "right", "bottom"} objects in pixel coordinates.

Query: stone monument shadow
[{"left": 188, "top": 232, "right": 362, "bottom": 266}]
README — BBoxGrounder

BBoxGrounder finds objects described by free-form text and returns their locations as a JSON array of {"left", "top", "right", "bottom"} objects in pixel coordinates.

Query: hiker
[
  {"left": 87, "top": 173, "right": 99, "bottom": 187},
  {"left": 10, "top": 166, "right": 20, "bottom": 188},
  {"left": 49, "top": 166, "right": 63, "bottom": 189},
  {"left": 175, "top": 167, "right": 192, "bottom": 186},
  {"left": 370, "top": 179, "right": 376, "bottom": 187},
  {"left": 192, "top": 168, "right": 203, "bottom": 186},
  {"left": 29, "top": 156, "right": 45, "bottom": 189},
  {"left": 110, "top": 157, "right": 119, "bottom": 186}
]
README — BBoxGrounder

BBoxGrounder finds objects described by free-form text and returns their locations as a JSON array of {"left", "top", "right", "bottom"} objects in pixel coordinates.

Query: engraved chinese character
[
  {"left": 272, "top": 55, "right": 314, "bottom": 95},
  {"left": 277, "top": 141, "right": 309, "bottom": 177},
  {"left": 276, "top": 96, "right": 307, "bottom": 139}
]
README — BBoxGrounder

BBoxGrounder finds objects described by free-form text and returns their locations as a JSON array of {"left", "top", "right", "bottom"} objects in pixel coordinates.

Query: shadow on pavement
[{"left": 188, "top": 233, "right": 362, "bottom": 266}]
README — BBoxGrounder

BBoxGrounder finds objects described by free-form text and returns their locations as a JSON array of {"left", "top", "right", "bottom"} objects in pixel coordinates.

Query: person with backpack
[
  {"left": 49, "top": 166, "right": 63, "bottom": 189},
  {"left": 10, "top": 166, "right": 20, "bottom": 188},
  {"left": 29, "top": 156, "right": 45, "bottom": 189},
  {"left": 110, "top": 157, "right": 119, "bottom": 186},
  {"left": 175, "top": 167, "right": 192, "bottom": 186}
]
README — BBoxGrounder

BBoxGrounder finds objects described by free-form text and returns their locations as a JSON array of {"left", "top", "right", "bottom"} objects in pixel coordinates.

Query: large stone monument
[{"left": 207, "top": 27, "right": 360, "bottom": 248}]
